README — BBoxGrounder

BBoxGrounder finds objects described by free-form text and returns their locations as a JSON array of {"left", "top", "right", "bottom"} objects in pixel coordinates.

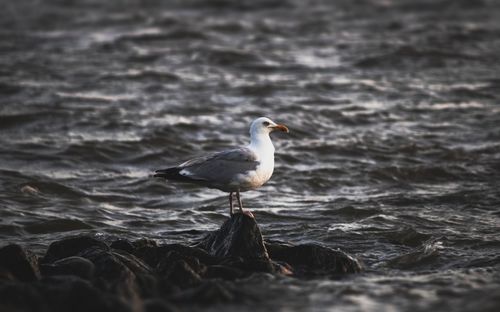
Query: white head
[{"left": 249, "top": 117, "right": 289, "bottom": 138}]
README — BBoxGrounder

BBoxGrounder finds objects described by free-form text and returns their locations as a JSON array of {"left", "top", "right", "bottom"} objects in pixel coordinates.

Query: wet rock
[
  {"left": 75, "top": 246, "right": 150, "bottom": 310},
  {"left": 136, "top": 244, "right": 218, "bottom": 268},
  {"left": 94, "top": 248, "right": 157, "bottom": 300},
  {"left": 39, "top": 275, "right": 128, "bottom": 312},
  {"left": 40, "top": 256, "right": 95, "bottom": 280},
  {"left": 157, "top": 250, "right": 205, "bottom": 276},
  {"left": 112, "top": 250, "right": 153, "bottom": 277},
  {"left": 111, "top": 238, "right": 159, "bottom": 255},
  {"left": 78, "top": 246, "right": 151, "bottom": 283},
  {"left": 111, "top": 239, "right": 135, "bottom": 254},
  {"left": 266, "top": 242, "right": 363, "bottom": 275},
  {"left": 0, "top": 282, "right": 47, "bottom": 312},
  {"left": 219, "top": 257, "right": 279, "bottom": 275},
  {"left": 0, "top": 244, "right": 40, "bottom": 282},
  {"left": 143, "top": 298, "right": 179, "bottom": 312},
  {"left": 204, "top": 265, "right": 245, "bottom": 280},
  {"left": 0, "top": 267, "right": 16, "bottom": 281},
  {"left": 0, "top": 210, "right": 363, "bottom": 312},
  {"left": 156, "top": 277, "right": 181, "bottom": 297},
  {"left": 195, "top": 213, "right": 361, "bottom": 277},
  {"left": 155, "top": 250, "right": 206, "bottom": 289},
  {"left": 42, "top": 236, "right": 109, "bottom": 264},
  {"left": 171, "top": 280, "right": 235, "bottom": 304},
  {"left": 198, "top": 213, "right": 269, "bottom": 259},
  {"left": 132, "top": 238, "right": 159, "bottom": 250},
  {"left": 158, "top": 256, "right": 201, "bottom": 289}
]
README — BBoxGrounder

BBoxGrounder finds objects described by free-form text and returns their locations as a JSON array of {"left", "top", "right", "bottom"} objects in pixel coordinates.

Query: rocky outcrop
[
  {"left": 197, "top": 213, "right": 269, "bottom": 259},
  {"left": 0, "top": 213, "right": 362, "bottom": 311},
  {"left": 0, "top": 244, "right": 40, "bottom": 282},
  {"left": 266, "top": 241, "right": 363, "bottom": 276}
]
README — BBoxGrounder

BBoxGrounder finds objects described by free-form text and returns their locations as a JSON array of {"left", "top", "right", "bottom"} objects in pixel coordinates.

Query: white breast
[
  {"left": 255, "top": 154, "right": 274, "bottom": 183},
  {"left": 237, "top": 140, "right": 274, "bottom": 190},
  {"left": 233, "top": 125, "right": 277, "bottom": 192},
  {"left": 235, "top": 156, "right": 274, "bottom": 192}
]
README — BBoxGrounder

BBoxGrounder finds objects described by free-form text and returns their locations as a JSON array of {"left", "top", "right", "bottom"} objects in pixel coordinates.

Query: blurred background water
[{"left": 1, "top": 0, "right": 500, "bottom": 311}]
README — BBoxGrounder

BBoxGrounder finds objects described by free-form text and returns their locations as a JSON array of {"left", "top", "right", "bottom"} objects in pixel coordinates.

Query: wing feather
[{"left": 179, "top": 148, "right": 259, "bottom": 184}]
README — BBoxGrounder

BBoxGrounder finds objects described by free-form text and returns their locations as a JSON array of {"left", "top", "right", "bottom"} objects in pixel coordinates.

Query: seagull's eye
[{"left": 263, "top": 121, "right": 270, "bottom": 127}]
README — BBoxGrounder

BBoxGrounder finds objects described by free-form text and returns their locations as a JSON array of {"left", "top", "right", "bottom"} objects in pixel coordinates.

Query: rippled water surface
[{"left": 1, "top": 0, "right": 500, "bottom": 311}]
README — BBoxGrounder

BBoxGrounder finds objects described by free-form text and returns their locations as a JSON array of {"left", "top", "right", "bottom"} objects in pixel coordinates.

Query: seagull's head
[{"left": 250, "top": 117, "right": 289, "bottom": 137}]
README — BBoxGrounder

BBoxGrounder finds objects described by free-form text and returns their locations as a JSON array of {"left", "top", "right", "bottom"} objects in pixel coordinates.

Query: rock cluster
[{"left": 0, "top": 214, "right": 362, "bottom": 311}]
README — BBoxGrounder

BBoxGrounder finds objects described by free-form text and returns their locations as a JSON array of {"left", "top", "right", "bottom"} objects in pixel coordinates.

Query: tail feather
[{"left": 154, "top": 167, "right": 191, "bottom": 182}]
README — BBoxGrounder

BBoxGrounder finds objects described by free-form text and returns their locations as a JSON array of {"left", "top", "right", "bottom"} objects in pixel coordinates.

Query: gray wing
[{"left": 178, "top": 148, "right": 259, "bottom": 185}]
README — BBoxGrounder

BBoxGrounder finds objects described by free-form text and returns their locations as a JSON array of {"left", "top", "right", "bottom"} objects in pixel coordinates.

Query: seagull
[{"left": 154, "top": 117, "right": 289, "bottom": 216}]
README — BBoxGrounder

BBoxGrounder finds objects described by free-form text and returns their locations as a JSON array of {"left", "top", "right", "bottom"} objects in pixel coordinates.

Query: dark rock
[
  {"left": 78, "top": 246, "right": 151, "bottom": 282},
  {"left": 112, "top": 250, "right": 153, "bottom": 277},
  {"left": 143, "top": 298, "right": 179, "bottom": 312},
  {"left": 171, "top": 280, "right": 235, "bottom": 304},
  {"left": 111, "top": 238, "right": 159, "bottom": 255},
  {"left": 266, "top": 242, "right": 363, "bottom": 275},
  {"left": 0, "top": 210, "right": 364, "bottom": 312},
  {"left": 132, "top": 238, "right": 158, "bottom": 250},
  {"left": 157, "top": 252, "right": 202, "bottom": 288},
  {"left": 134, "top": 272, "right": 158, "bottom": 298},
  {"left": 0, "top": 281, "right": 48, "bottom": 312},
  {"left": 111, "top": 239, "right": 135, "bottom": 254},
  {"left": 0, "top": 244, "right": 41, "bottom": 282},
  {"left": 76, "top": 246, "right": 149, "bottom": 308},
  {"left": 219, "top": 257, "right": 278, "bottom": 274},
  {"left": 0, "top": 267, "right": 16, "bottom": 281},
  {"left": 40, "top": 256, "right": 95, "bottom": 280},
  {"left": 42, "top": 236, "right": 109, "bottom": 264},
  {"left": 204, "top": 265, "right": 245, "bottom": 280},
  {"left": 156, "top": 277, "right": 181, "bottom": 297},
  {"left": 198, "top": 214, "right": 269, "bottom": 259},
  {"left": 78, "top": 247, "right": 134, "bottom": 282},
  {"left": 79, "top": 246, "right": 159, "bottom": 300},
  {"left": 157, "top": 250, "right": 204, "bottom": 275},
  {"left": 39, "top": 275, "right": 131, "bottom": 312},
  {"left": 136, "top": 244, "right": 218, "bottom": 268}
]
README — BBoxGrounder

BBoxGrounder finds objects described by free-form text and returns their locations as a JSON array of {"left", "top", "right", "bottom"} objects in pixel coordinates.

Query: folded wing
[{"left": 154, "top": 148, "right": 259, "bottom": 187}]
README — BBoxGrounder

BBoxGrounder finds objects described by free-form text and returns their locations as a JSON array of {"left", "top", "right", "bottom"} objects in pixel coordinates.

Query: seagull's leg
[
  {"left": 236, "top": 190, "right": 243, "bottom": 213},
  {"left": 236, "top": 190, "right": 254, "bottom": 218},
  {"left": 229, "top": 192, "right": 234, "bottom": 216}
]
